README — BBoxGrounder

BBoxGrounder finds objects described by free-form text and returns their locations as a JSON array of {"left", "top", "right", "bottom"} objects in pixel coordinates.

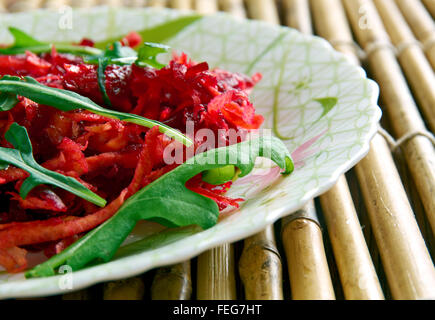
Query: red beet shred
[{"left": 0, "top": 35, "right": 263, "bottom": 272}]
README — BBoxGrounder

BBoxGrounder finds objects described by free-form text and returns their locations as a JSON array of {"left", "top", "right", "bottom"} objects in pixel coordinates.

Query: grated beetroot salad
[{"left": 0, "top": 33, "right": 263, "bottom": 273}]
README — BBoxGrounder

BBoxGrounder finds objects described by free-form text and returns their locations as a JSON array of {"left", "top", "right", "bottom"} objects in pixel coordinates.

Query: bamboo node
[
  {"left": 422, "top": 33, "right": 435, "bottom": 51},
  {"left": 364, "top": 40, "right": 398, "bottom": 58},
  {"left": 327, "top": 39, "right": 414, "bottom": 61},
  {"left": 281, "top": 201, "right": 320, "bottom": 230},
  {"left": 378, "top": 126, "right": 435, "bottom": 153},
  {"left": 246, "top": 240, "right": 282, "bottom": 260},
  {"left": 395, "top": 40, "right": 423, "bottom": 57}
]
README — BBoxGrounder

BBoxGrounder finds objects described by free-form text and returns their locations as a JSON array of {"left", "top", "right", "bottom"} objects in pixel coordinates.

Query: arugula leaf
[
  {"left": 97, "top": 57, "right": 111, "bottom": 107},
  {"left": 0, "top": 27, "right": 170, "bottom": 108},
  {"left": 0, "top": 27, "right": 102, "bottom": 56},
  {"left": 83, "top": 42, "right": 169, "bottom": 106},
  {"left": 25, "top": 135, "right": 293, "bottom": 277},
  {"left": 84, "top": 41, "right": 138, "bottom": 65},
  {"left": 0, "top": 123, "right": 106, "bottom": 207},
  {"left": 0, "top": 92, "right": 19, "bottom": 111},
  {"left": 7, "top": 27, "right": 44, "bottom": 47},
  {"left": 0, "top": 76, "right": 192, "bottom": 146},
  {"left": 85, "top": 42, "right": 137, "bottom": 107},
  {"left": 136, "top": 42, "right": 170, "bottom": 69}
]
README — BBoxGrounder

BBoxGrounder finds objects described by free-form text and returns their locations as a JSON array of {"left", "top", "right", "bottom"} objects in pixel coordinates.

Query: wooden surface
[{"left": 1, "top": 0, "right": 434, "bottom": 300}]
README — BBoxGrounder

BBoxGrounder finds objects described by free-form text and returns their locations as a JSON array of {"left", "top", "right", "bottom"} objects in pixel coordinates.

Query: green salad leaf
[
  {"left": 84, "top": 42, "right": 138, "bottom": 107},
  {"left": 0, "top": 27, "right": 102, "bottom": 56},
  {"left": 5, "top": 26, "right": 43, "bottom": 47},
  {"left": 97, "top": 57, "right": 112, "bottom": 107},
  {"left": 0, "top": 123, "right": 106, "bottom": 207},
  {"left": 0, "top": 76, "right": 192, "bottom": 146},
  {"left": 0, "top": 27, "right": 171, "bottom": 108},
  {"left": 135, "top": 42, "right": 170, "bottom": 69},
  {"left": 83, "top": 42, "right": 170, "bottom": 106},
  {"left": 25, "top": 135, "right": 293, "bottom": 277},
  {"left": 0, "top": 92, "right": 19, "bottom": 111},
  {"left": 84, "top": 41, "right": 138, "bottom": 65}
]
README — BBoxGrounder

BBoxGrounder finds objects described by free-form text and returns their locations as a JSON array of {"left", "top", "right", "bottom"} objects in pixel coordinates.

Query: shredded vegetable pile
[{"left": 0, "top": 31, "right": 267, "bottom": 273}]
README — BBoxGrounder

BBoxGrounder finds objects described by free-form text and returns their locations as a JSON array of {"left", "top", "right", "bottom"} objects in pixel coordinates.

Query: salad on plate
[{"left": 0, "top": 27, "right": 293, "bottom": 277}]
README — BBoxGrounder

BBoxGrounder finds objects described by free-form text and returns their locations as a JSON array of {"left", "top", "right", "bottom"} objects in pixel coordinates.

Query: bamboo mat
[{"left": 2, "top": 0, "right": 435, "bottom": 300}]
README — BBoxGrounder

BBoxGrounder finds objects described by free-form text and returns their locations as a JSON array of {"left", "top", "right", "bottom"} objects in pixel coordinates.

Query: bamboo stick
[
  {"left": 355, "top": 134, "right": 435, "bottom": 299},
  {"left": 169, "top": 0, "right": 191, "bottom": 10},
  {"left": 120, "top": 0, "right": 146, "bottom": 7},
  {"left": 238, "top": 225, "right": 283, "bottom": 300},
  {"left": 151, "top": 261, "right": 192, "bottom": 300},
  {"left": 343, "top": 0, "right": 435, "bottom": 237},
  {"left": 193, "top": 0, "right": 218, "bottom": 15},
  {"left": 422, "top": 0, "right": 435, "bottom": 19},
  {"left": 311, "top": 0, "right": 359, "bottom": 64},
  {"left": 347, "top": 167, "right": 389, "bottom": 296},
  {"left": 395, "top": 0, "right": 434, "bottom": 42},
  {"left": 7, "top": 0, "right": 42, "bottom": 11},
  {"left": 196, "top": 243, "right": 237, "bottom": 300},
  {"left": 43, "top": 0, "right": 69, "bottom": 9},
  {"left": 395, "top": 0, "right": 435, "bottom": 71},
  {"left": 282, "top": 0, "right": 313, "bottom": 34},
  {"left": 148, "top": 0, "right": 167, "bottom": 7},
  {"left": 394, "top": 148, "right": 435, "bottom": 258},
  {"left": 320, "top": 175, "right": 384, "bottom": 300},
  {"left": 220, "top": 0, "right": 246, "bottom": 19},
  {"left": 69, "top": 0, "right": 97, "bottom": 8},
  {"left": 0, "top": 0, "right": 6, "bottom": 12},
  {"left": 374, "top": 0, "right": 435, "bottom": 132},
  {"left": 244, "top": 0, "right": 279, "bottom": 24},
  {"left": 103, "top": 277, "right": 145, "bottom": 300},
  {"left": 282, "top": 201, "right": 336, "bottom": 300},
  {"left": 97, "top": 0, "right": 122, "bottom": 6}
]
